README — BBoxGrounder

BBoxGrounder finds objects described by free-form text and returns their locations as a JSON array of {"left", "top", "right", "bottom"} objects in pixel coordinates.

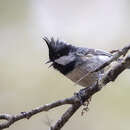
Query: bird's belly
[
  {"left": 66, "top": 66, "right": 99, "bottom": 87},
  {"left": 66, "top": 55, "right": 111, "bottom": 87}
]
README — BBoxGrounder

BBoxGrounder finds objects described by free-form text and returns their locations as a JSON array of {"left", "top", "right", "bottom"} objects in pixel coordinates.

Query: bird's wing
[
  {"left": 94, "top": 49, "right": 112, "bottom": 57},
  {"left": 76, "top": 47, "right": 112, "bottom": 57}
]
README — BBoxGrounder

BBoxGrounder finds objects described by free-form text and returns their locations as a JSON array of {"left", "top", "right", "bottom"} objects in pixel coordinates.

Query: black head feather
[{"left": 43, "top": 37, "right": 75, "bottom": 61}]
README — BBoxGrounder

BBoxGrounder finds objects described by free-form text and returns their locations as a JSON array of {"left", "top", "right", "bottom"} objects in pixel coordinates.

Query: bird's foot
[
  {"left": 74, "top": 87, "right": 93, "bottom": 115},
  {"left": 74, "top": 87, "right": 91, "bottom": 105}
]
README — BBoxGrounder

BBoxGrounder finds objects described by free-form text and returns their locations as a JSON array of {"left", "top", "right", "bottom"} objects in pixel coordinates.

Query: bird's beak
[
  {"left": 45, "top": 60, "right": 51, "bottom": 64},
  {"left": 45, "top": 60, "right": 53, "bottom": 68}
]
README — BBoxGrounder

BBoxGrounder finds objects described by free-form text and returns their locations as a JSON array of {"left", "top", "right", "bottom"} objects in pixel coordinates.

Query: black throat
[{"left": 53, "top": 60, "right": 76, "bottom": 75}]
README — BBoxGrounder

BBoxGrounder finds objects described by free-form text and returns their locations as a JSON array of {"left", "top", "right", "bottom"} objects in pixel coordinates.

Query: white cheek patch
[{"left": 55, "top": 55, "right": 75, "bottom": 65}]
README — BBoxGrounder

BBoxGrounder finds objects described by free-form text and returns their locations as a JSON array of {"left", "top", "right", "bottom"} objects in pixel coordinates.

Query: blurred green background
[{"left": 0, "top": 0, "right": 130, "bottom": 130}]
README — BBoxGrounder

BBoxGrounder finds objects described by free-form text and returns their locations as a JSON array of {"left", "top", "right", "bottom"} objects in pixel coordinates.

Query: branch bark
[{"left": 0, "top": 44, "right": 130, "bottom": 130}]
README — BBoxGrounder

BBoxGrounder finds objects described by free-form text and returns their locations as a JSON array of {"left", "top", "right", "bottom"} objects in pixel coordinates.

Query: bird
[{"left": 43, "top": 37, "right": 113, "bottom": 88}]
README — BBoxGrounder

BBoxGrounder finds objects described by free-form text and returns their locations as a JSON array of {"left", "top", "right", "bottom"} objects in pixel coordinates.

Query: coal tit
[{"left": 44, "top": 37, "right": 113, "bottom": 88}]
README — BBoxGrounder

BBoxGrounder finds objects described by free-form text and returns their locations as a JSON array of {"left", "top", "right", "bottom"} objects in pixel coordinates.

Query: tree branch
[
  {"left": 0, "top": 44, "right": 130, "bottom": 130},
  {"left": 0, "top": 97, "right": 79, "bottom": 129}
]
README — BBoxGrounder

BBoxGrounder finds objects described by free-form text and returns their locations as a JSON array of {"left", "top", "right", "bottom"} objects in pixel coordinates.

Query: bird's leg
[
  {"left": 74, "top": 87, "right": 88, "bottom": 105},
  {"left": 74, "top": 84, "right": 94, "bottom": 105},
  {"left": 74, "top": 87, "right": 93, "bottom": 115}
]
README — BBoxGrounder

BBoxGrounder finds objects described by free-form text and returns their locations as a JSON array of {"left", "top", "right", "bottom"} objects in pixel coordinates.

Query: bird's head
[
  {"left": 43, "top": 37, "right": 73, "bottom": 62},
  {"left": 43, "top": 37, "right": 77, "bottom": 74}
]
